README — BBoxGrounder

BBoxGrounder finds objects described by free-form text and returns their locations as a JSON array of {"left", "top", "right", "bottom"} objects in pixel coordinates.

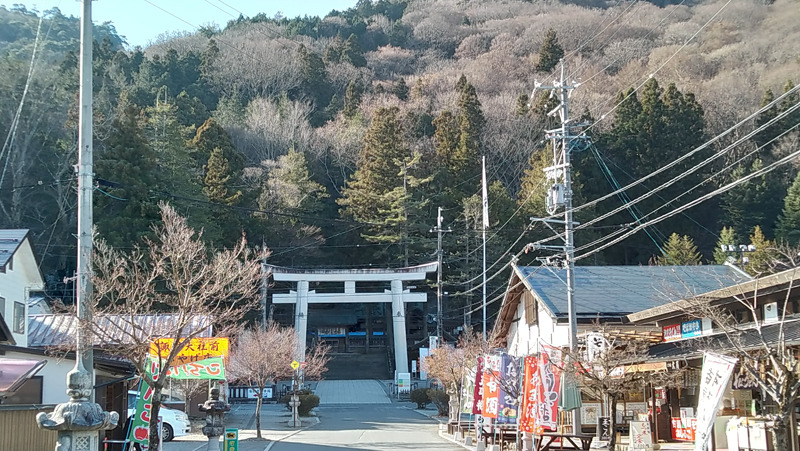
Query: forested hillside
[{"left": 0, "top": 0, "right": 798, "bottom": 321}]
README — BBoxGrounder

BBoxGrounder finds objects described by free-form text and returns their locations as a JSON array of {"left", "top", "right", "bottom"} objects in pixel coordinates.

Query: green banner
[{"left": 166, "top": 357, "right": 226, "bottom": 379}]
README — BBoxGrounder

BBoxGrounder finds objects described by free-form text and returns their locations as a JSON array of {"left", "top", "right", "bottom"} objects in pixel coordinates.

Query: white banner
[{"left": 694, "top": 352, "right": 738, "bottom": 451}]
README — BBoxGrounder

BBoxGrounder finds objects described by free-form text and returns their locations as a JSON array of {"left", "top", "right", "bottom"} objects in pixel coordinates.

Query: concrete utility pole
[
  {"left": 430, "top": 207, "right": 451, "bottom": 340},
  {"left": 532, "top": 59, "right": 588, "bottom": 432},
  {"left": 36, "top": 0, "right": 118, "bottom": 448}
]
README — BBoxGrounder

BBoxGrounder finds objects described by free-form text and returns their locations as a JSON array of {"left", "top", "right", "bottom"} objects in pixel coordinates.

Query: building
[
  {"left": 0, "top": 229, "right": 45, "bottom": 347},
  {"left": 493, "top": 263, "right": 750, "bottom": 433},
  {"left": 628, "top": 266, "right": 800, "bottom": 449}
]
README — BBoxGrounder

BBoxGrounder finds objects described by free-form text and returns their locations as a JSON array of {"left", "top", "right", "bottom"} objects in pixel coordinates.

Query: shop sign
[
  {"left": 598, "top": 416, "right": 612, "bottom": 441},
  {"left": 731, "top": 362, "right": 759, "bottom": 390},
  {"left": 629, "top": 421, "right": 653, "bottom": 450},
  {"left": 671, "top": 417, "right": 696, "bottom": 441},
  {"left": 662, "top": 324, "right": 681, "bottom": 342},
  {"left": 681, "top": 319, "right": 702, "bottom": 339},
  {"left": 150, "top": 337, "right": 229, "bottom": 366}
]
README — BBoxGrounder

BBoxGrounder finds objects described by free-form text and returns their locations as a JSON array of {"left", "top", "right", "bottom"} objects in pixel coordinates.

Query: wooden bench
[
  {"left": 536, "top": 432, "right": 593, "bottom": 450},
  {"left": 480, "top": 425, "right": 520, "bottom": 448}
]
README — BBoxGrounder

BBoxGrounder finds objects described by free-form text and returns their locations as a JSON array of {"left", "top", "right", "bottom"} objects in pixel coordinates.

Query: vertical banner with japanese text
[
  {"left": 461, "top": 366, "right": 476, "bottom": 414},
  {"left": 482, "top": 354, "right": 502, "bottom": 419},
  {"left": 519, "top": 355, "right": 539, "bottom": 433},
  {"left": 694, "top": 353, "right": 737, "bottom": 451},
  {"left": 497, "top": 353, "right": 520, "bottom": 424},
  {"left": 537, "top": 346, "right": 561, "bottom": 431},
  {"left": 472, "top": 356, "right": 484, "bottom": 415}
]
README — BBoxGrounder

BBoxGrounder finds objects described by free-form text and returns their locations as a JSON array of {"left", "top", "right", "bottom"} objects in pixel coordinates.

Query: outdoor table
[{"left": 535, "top": 432, "right": 593, "bottom": 450}]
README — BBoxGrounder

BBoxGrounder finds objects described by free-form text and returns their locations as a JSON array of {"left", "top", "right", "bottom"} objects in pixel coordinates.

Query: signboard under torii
[{"left": 150, "top": 337, "right": 229, "bottom": 365}]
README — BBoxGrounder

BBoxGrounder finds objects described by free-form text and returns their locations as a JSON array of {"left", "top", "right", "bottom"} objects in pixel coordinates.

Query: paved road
[{"left": 269, "top": 404, "right": 464, "bottom": 451}]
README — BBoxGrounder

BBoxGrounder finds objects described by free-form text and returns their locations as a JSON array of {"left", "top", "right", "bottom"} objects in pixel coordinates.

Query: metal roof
[
  {"left": 514, "top": 265, "right": 751, "bottom": 318},
  {"left": 27, "top": 314, "right": 213, "bottom": 348},
  {"left": 0, "top": 229, "right": 29, "bottom": 270}
]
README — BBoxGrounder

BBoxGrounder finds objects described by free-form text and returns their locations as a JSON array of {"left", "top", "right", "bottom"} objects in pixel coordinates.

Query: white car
[{"left": 127, "top": 391, "right": 191, "bottom": 442}]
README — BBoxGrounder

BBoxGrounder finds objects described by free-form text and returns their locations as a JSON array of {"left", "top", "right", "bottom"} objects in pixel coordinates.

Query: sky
[{"left": 12, "top": 0, "right": 360, "bottom": 48}]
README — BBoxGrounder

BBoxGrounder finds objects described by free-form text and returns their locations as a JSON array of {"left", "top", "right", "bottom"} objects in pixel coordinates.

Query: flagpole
[{"left": 481, "top": 156, "right": 489, "bottom": 340}]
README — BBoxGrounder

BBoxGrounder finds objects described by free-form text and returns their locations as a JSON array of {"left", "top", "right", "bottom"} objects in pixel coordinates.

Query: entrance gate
[{"left": 269, "top": 262, "right": 438, "bottom": 375}]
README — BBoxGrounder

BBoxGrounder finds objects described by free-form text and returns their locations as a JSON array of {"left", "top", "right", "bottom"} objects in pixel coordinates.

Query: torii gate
[{"left": 269, "top": 262, "right": 438, "bottom": 375}]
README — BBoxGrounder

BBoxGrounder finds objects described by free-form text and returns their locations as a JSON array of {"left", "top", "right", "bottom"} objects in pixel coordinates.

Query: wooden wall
[{"left": 0, "top": 406, "right": 57, "bottom": 451}]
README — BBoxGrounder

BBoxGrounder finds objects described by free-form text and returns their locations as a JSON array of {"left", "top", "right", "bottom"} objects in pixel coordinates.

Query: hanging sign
[
  {"left": 497, "top": 354, "right": 520, "bottom": 424},
  {"left": 681, "top": 319, "right": 702, "bottom": 339},
  {"left": 694, "top": 353, "right": 737, "bottom": 451},
  {"left": 537, "top": 346, "right": 561, "bottom": 431},
  {"left": 166, "top": 357, "right": 225, "bottom": 379},
  {"left": 598, "top": 416, "right": 612, "bottom": 441},
  {"left": 481, "top": 354, "right": 502, "bottom": 419},
  {"left": 519, "top": 355, "right": 539, "bottom": 433},
  {"left": 471, "top": 356, "right": 484, "bottom": 415}
]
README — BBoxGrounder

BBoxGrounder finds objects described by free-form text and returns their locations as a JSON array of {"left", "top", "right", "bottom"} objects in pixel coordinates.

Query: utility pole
[
  {"left": 531, "top": 59, "right": 587, "bottom": 432},
  {"left": 37, "top": 0, "right": 118, "bottom": 447},
  {"left": 431, "top": 207, "right": 451, "bottom": 340}
]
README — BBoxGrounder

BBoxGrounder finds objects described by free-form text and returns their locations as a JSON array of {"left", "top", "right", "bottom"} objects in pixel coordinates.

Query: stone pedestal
[
  {"left": 36, "top": 364, "right": 118, "bottom": 451},
  {"left": 288, "top": 394, "right": 301, "bottom": 427},
  {"left": 199, "top": 384, "right": 230, "bottom": 450}
]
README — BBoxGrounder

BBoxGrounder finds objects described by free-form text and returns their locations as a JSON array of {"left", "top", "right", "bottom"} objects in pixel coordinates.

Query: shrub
[
  {"left": 427, "top": 388, "right": 449, "bottom": 416},
  {"left": 409, "top": 388, "right": 430, "bottom": 409},
  {"left": 278, "top": 389, "right": 320, "bottom": 416}
]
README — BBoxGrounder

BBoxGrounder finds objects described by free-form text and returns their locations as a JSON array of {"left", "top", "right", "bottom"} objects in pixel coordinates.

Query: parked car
[{"left": 127, "top": 391, "right": 191, "bottom": 442}]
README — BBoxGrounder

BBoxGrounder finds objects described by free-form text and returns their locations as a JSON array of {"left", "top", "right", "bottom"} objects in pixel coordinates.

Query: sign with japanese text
[
  {"left": 166, "top": 357, "right": 225, "bottom": 379},
  {"left": 127, "top": 381, "right": 154, "bottom": 448},
  {"left": 471, "top": 356, "right": 484, "bottom": 415},
  {"left": 598, "top": 416, "right": 612, "bottom": 441},
  {"left": 681, "top": 319, "right": 702, "bottom": 339},
  {"left": 496, "top": 353, "right": 520, "bottom": 424},
  {"left": 461, "top": 367, "right": 476, "bottom": 414},
  {"left": 519, "top": 355, "right": 538, "bottom": 433},
  {"left": 629, "top": 421, "right": 653, "bottom": 450},
  {"left": 731, "top": 362, "right": 759, "bottom": 390},
  {"left": 537, "top": 346, "right": 561, "bottom": 431},
  {"left": 150, "top": 337, "right": 229, "bottom": 366},
  {"left": 672, "top": 417, "right": 697, "bottom": 441},
  {"left": 481, "top": 354, "right": 501, "bottom": 419},
  {"left": 694, "top": 353, "right": 737, "bottom": 451},
  {"left": 662, "top": 324, "right": 681, "bottom": 342}
]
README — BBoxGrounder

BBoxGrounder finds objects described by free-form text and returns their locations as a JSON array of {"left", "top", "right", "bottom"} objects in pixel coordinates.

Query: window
[
  {"left": 2, "top": 376, "right": 43, "bottom": 404},
  {"left": 13, "top": 301, "right": 25, "bottom": 334},
  {"left": 0, "top": 296, "right": 5, "bottom": 318}
]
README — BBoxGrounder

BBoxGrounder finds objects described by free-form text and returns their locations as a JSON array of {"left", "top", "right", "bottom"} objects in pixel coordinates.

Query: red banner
[
  {"left": 481, "top": 354, "right": 502, "bottom": 419},
  {"left": 519, "top": 355, "right": 538, "bottom": 433},
  {"left": 472, "top": 356, "right": 484, "bottom": 415},
  {"left": 537, "top": 347, "right": 561, "bottom": 431}
]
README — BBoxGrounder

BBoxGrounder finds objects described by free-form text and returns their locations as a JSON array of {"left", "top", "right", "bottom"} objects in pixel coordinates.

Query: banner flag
[
  {"left": 461, "top": 367, "right": 476, "bottom": 414},
  {"left": 497, "top": 354, "right": 520, "bottom": 424},
  {"left": 482, "top": 354, "right": 502, "bottom": 419},
  {"left": 694, "top": 353, "right": 737, "bottom": 451},
  {"left": 482, "top": 156, "right": 489, "bottom": 229},
  {"left": 520, "top": 355, "right": 539, "bottom": 433},
  {"left": 537, "top": 347, "right": 561, "bottom": 431},
  {"left": 472, "top": 356, "right": 484, "bottom": 415}
]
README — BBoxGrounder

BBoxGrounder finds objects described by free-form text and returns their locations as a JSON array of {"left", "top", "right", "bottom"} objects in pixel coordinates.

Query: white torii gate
[{"left": 269, "top": 262, "right": 438, "bottom": 375}]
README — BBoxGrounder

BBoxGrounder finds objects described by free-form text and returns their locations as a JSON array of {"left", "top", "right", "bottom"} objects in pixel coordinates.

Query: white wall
[
  {"left": 4, "top": 349, "right": 120, "bottom": 405},
  {"left": 0, "top": 238, "right": 45, "bottom": 347},
  {"left": 506, "top": 298, "right": 571, "bottom": 358}
]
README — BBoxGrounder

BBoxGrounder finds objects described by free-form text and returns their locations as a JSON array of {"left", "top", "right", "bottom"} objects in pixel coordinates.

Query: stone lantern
[{"left": 198, "top": 382, "right": 230, "bottom": 450}]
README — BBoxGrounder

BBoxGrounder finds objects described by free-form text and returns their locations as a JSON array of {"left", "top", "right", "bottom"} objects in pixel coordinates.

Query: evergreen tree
[
  {"left": 338, "top": 107, "right": 423, "bottom": 263},
  {"left": 746, "top": 226, "right": 777, "bottom": 275},
  {"left": 515, "top": 94, "right": 530, "bottom": 117},
  {"left": 324, "top": 34, "right": 344, "bottom": 63},
  {"left": 189, "top": 118, "right": 242, "bottom": 172},
  {"left": 720, "top": 159, "right": 783, "bottom": 239},
  {"left": 94, "top": 103, "right": 162, "bottom": 249},
  {"left": 713, "top": 226, "right": 738, "bottom": 264},
  {"left": 343, "top": 80, "right": 364, "bottom": 119},
  {"left": 776, "top": 172, "right": 800, "bottom": 245},
  {"left": 341, "top": 34, "right": 367, "bottom": 68},
  {"left": 455, "top": 74, "right": 467, "bottom": 93},
  {"left": 393, "top": 77, "right": 409, "bottom": 101},
  {"left": 453, "top": 82, "right": 484, "bottom": 191},
  {"left": 656, "top": 233, "right": 702, "bottom": 265},
  {"left": 203, "top": 148, "right": 242, "bottom": 206},
  {"left": 536, "top": 29, "right": 564, "bottom": 73},
  {"left": 296, "top": 45, "right": 333, "bottom": 125}
]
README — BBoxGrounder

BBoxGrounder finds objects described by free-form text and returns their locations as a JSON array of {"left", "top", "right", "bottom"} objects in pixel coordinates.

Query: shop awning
[{"left": 0, "top": 358, "right": 46, "bottom": 398}]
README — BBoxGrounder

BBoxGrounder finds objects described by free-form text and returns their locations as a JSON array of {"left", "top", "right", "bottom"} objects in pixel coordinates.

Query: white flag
[
  {"left": 694, "top": 352, "right": 738, "bottom": 451},
  {"left": 482, "top": 156, "right": 489, "bottom": 229}
]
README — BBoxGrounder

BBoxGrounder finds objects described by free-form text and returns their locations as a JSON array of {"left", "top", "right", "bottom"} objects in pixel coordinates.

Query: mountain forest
[{"left": 0, "top": 0, "right": 798, "bottom": 327}]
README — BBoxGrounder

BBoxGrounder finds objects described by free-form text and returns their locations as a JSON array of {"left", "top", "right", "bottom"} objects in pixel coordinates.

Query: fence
[{"left": 0, "top": 405, "right": 57, "bottom": 451}]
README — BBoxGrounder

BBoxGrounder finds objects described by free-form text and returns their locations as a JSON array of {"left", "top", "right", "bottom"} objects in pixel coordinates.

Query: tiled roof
[
  {"left": 27, "top": 314, "right": 213, "bottom": 348},
  {"left": 515, "top": 265, "right": 751, "bottom": 317},
  {"left": 0, "top": 229, "right": 29, "bottom": 270}
]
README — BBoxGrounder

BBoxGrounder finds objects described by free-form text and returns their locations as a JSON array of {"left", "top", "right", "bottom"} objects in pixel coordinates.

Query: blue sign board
[{"left": 681, "top": 319, "right": 702, "bottom": 338}]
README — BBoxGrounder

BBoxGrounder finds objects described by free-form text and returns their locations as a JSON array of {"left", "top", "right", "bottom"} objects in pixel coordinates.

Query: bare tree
[
  {"left": 87, "top": 202, "right": 263, "bottom": 450},
  {"left": 423, "top": 328, "right": 491, "bottom": 420},
  {"left": 568, "top": 326, "right": 680, "bottom": 450}
]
